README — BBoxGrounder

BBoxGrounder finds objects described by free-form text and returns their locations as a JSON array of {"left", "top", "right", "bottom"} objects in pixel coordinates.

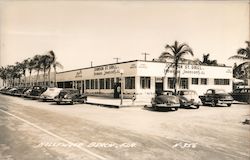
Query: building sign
[
  {"left": 164, "top": 64, "right": 205, "bottom": 75},
  {"left": 75, "top": 70, "right": 82, "bottom": 78},
  {"left": 94, "top": 65, "right": 119, "bottom": 76}
]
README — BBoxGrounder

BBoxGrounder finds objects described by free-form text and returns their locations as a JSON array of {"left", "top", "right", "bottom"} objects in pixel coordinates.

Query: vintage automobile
[
  {"left": 199, "top": 89, "right": 233, "bottom": 107},
  {"left": 151, "top": 90, "right": 180, "bottom": 111},
  {"left": 230, "top": 87, "right": 250, "bottom": 104},
  {"left": 5, "top": 87, "right": 18, "bottom": 95},
  {"left": 54, "top": 89, "right": 87, "bottom": 105},
  {"left": 23, "top": 86, "right": 47, "bottom": 99},
  {"left": 177, "top": 90, "right": 202, "bottom": 109},
  {"left": 40, "top": 87, "right": 63, "bottom": 101}
]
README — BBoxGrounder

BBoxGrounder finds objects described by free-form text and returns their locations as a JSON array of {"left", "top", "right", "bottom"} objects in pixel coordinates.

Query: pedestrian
[{"left": 132, "top": 92, "right": 136, "bottom": 105}]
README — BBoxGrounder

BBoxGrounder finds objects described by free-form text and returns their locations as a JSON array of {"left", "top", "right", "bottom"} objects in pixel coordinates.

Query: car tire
[
  {"left": 174, "top": 107, "right": 178, "bottom": 111},
  {"left": 154, "top": 106, "right": 159, "bottom": 111},
  {"left": 211, "top": 100, "right": 216, "bottom": 107},
  {"left": 56, "top": 102, "right": 60, "bottom": 105},
  {"left": 227, "top": 104, "right": 231, "bottom": 107},
  {"left": 196, "top": 105, "right": 200, "bottom": 109}
]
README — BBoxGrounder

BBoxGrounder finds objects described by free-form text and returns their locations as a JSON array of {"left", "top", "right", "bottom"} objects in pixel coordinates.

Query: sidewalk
[{"left": 86, "top": 96, "right": 151, "bottom": 108}]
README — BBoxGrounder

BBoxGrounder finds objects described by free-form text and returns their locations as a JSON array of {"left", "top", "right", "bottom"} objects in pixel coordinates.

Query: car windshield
[
  {"left": 161, "top": 91, "right": 173, "bottom": 96},
  {"left": 215, "top": 89, "right": 226, "bottom": 94},
  {"left": 180, "top": 90, "right": 196, "bottom": 95}
]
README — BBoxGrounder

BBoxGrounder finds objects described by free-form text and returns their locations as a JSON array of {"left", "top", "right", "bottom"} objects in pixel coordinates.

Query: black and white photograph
[{"left": 0, "top": 0, "right": 249, "bottom": 160}]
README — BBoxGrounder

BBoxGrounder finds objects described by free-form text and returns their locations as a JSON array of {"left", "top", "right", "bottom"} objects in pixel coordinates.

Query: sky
[{"left": 0, "top": 0, "right": 249, "bottom": 72}]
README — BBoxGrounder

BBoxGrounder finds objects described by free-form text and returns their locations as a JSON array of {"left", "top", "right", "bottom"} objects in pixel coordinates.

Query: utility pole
[
  {"left": 113, "top": 58, "right": 120, "bottom": 63},
  {"left": 142, "top": 53, "right": 150, "bottom": 61},
  {"left": 91, "top": 61, "right": 93, "bottom": 67}
]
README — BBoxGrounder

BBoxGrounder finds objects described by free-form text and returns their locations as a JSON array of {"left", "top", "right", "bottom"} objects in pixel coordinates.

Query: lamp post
[{"left": 119, "top": 69, "right": 124, "bottom": 105}]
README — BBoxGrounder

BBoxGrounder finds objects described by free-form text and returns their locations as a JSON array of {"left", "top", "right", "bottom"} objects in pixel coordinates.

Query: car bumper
[
  {"left": 153, "top": 103, "right": 180, "bottom": 108},
  {"left": 54, "top": 98, "right": 72, "bottom": 103},
  {"left": 218, "top": 100, "right": 233, "bottom": 104}
]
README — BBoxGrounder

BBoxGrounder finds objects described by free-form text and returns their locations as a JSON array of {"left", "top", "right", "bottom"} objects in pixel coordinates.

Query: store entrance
[
  {"left": 155, "top": 82, "right": 163, "bottom": 95},
  {"left": 113, "top": 82, "right": 121, "bottom": 98}
]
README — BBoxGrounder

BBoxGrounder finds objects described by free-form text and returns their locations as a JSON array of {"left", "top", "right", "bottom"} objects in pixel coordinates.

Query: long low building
[{"left": 55, "top": 60, "right": 233, "bottom": 100}]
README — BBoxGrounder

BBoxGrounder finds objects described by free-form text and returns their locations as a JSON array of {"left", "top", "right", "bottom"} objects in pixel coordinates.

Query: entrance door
[
  {"left": 155, "top": 82, "right": 163, "bottom": 95},
  {"left": 113, "top": 82, "right": 121, "bottom": 98}
]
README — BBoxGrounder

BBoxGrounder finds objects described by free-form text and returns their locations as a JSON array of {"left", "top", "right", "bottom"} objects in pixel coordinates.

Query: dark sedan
[
  {"left": 199, "top": 89, "right": 233, "bottom": 107},
  {"left": 54, "top": 89, "right": 87, "bottom": 105},
  {"left": 151, "top": 90, "right": 180, "bottom": 111},
  {"left": 230, "top": 88, "right": 250, "bottom": 104}
]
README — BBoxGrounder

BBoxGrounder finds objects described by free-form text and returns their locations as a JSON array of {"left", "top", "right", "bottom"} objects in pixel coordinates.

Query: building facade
[{"left": 55, "top": 60, "right": 233, "bottom": 100}]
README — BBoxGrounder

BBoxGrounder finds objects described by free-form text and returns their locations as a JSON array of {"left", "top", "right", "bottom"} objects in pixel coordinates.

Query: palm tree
[
  {"left": 15, "top": 59, "right": 29, "bottom": 86},
  {"left": 33, "top": 55, "right": 43, "bottom": 86},
  {"left": 40, "top": 54, "right": 51, "bottom": 86},
  {"left": 46, "top": 50, "right": 63, "bottom": 87},
  {"left": 229, "top": 41, "right": 250, "bottom": 81},
  {"left": 27, "top": 58, "right": 36, "bottom": 86},
  {"left": 0, "top": 67, "right": 7, "bottom": 86},
  {"left": 159, "top": 41, "right": 194, "bottom": 94}
]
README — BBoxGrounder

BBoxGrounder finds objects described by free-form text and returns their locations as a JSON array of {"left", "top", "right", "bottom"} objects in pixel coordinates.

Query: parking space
[{"left": 0, "top": 94, "right": 249, "bottom": 160}]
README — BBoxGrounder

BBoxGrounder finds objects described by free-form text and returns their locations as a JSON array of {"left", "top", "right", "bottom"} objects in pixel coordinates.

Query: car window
[
  {"left": 214, "top": 89, "right": 226, "bottom": 94},
  {"left": 207, "top": 90, "right": 212, "bottom": 94}
]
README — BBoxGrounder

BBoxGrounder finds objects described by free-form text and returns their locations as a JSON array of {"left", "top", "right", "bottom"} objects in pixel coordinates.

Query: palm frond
[{"left": 229, "top": 55, "right": 248, "bottom": 60}]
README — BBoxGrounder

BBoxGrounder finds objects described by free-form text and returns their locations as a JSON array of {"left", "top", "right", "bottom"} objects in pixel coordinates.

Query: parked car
[
  {"left": 54, "top": 89, "right": 87, "bottom": 105},
  {"left": 199, "top": 89, "right": 233, "bottom": 107},
  {"left": 29, "top": 86, "right": 47, "bottom": 99},
  {"left": 230, "top": 88, "right": 250, "bottom": 104},
  {"left": 151, "top": 90, "right": 180, "bottom": 111},
  {"left": 6, "top": 87, "right": 18, "bottom": 95},
  {"left": 23, "top": 87, "right": 33, "bottom": 97},
  {"left": 177, "top": 90, "right": 202, "bottom": 109},
  {"left": 40, "top": 87, "right": 63, "bottom": 101}
]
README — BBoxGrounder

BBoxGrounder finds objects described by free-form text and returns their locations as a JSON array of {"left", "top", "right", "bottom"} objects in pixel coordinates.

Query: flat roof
[{"left": 57, "top": 59, "right": 232, "bottom": 74}]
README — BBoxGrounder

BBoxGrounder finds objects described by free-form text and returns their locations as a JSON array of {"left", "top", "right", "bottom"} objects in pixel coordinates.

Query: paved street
[{"left": 0, "top": 94, "right": 249, "bottom": 160}]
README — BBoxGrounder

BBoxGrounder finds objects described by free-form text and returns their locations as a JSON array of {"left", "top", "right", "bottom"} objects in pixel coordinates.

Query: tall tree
[
  {"left": 27, "top": 58, "right": 36, "bottom": 86},
  {"left": 46, "top": 50, "right": 63, "bottom": 87},
  {"left": 229, "top": 41, "right": 250, "bottom": 80},
  {"left": 33, "top": 55, "right": 43, "bottom": 85},
  {"left": 159, "top": 41, "right": 194, "bottom": 94}
]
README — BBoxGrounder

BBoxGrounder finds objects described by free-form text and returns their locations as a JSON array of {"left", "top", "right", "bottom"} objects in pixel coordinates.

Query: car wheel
[
  {"left": 70, "top": 101, "right": 74, "bottom": 105},
  {"left": 174, "top": 107, "right": 178, "bottom": 111},
  {"left": 196, "top": 105, "right": 200, "bottom": 109},
  {"left": 227, "top": 104, "right": 231, "bottom": 107},
  {"left": 211, "top": 100, "right": 216, "bottom": 107},
  {"left": 56, "top": 102, "right": 60, "bottom": 105}
]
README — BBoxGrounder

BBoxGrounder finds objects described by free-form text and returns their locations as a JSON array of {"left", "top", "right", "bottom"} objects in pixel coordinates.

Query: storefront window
[
  {"left": 192, "top": 78, "right": 198, "bottom": 85},
  {"left": 201, "top": 78, "right": 208, "bottom": 85},
  {"left": 100, "top": 79, "right": 105, "bottom": 89},
  {"left": 86, "top": 80, "right": 90, "bottom": 89},
  {"left": 125, "top": 77, "right": 135, "bottom": 89},
  {"left": 214, "top": 79, "right": 229, "bottom": 85},
  {"left": 140, "top": 77, "right": 150, "bottom": 89},
  {"left": 106, "top": 78, "right": 111, "bottom": 89},
  {"left": 168, "top": 78, "right": 174, "bottom": 89},
  {"left": 94, "top": 79, "right": 98, "bottom": 89},
  {"left": 111, "top": 78, "right": 115, "bottom": 89},
  {"left": 180, "top": 78, "right": 188, "bottom": 89},
  {"left": 91, "top": 79, "right": 94, "bottom": 89}
]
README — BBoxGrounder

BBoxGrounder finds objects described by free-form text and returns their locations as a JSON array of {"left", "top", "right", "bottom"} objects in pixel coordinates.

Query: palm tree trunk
[
  {"left": 48, "top": 67, "right": 51, "bottom": 87},
  {"left": 54, "top": 66, "right": 57, "bottom": 87},
  {"left": 36, "top": 70, "right": 40, "bottom": 86},
  {"left": 174, "top": 64, "right": 178, "bottom": 95},
  {"left": 29, "top": 71, "right": 32, "bottom": 86},
  {"left": 43, "top": 68, "right": 46, "bottom": 86}
]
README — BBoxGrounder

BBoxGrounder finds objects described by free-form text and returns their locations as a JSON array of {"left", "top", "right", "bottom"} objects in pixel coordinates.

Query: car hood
[
  {"left": 179, "top": 95, "right": 200, "bottom": 102},
  {"left": 155, "top": 95, "right": 179, "bottom": 103},
  {"left": 41, "top": 89, "right": 62, "bottom": 97}
]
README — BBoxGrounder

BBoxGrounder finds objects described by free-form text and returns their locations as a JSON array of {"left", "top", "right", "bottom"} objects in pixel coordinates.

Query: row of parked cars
[
  {"left": 151, "top": 88, "right": 250, "bottom": 111},
  {"left": 0, "top": 86, "right": 87, "bottom": 105}
]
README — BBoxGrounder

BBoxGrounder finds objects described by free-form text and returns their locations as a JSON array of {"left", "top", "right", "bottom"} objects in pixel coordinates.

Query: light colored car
[
  {"left": 177, "top": 90, "right": 202, "bottom": 109},
  {"left": 40, "top": 87, "right": 63, "bottom": 101},
  {"left": 151, "top": 90, "right": 180, "bottom": 111}
]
